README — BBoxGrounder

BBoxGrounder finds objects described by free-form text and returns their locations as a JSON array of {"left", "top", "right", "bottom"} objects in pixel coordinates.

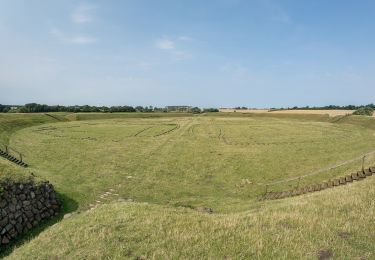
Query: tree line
[
  {"left": 272, "top": 104, "right": 375, "bottom": 110},
  {"left": 0, "top": 103, "right": 219, "bottom": 114}
]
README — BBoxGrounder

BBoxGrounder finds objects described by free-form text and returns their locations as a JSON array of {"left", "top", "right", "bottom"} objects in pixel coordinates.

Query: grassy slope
[
  {"left": 0, "top": 159, "right": 37, "bottom": 183},
  {"left": 0, "top": 113, "right": 60, "bottom": 144},
  {"left": 8, "top": 114, "right": 375, "bottom": 213},
  {"left": 66, "top": 112, "right": 193, "bottom": 121},
  {"left": 1, "top": 113, "right": 375, "bottom": 259},
  {"left": 0, "top": 113, "right": 61, "bottom": 181},
  {"left": 6, "top": 176, "right": 375, "bottom": 259}
]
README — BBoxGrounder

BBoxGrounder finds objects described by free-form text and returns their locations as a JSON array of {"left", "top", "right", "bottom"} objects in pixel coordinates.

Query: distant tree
[
  {"left": 0, "top": 104, "right": 9, "bottom": 113},
  {"left": 81, "top": 105, "right": 91, "bottom": 112},
  {"left": 2, "top": 106, "right": 10, "bottom": 113},
  {"left": 203, "top": 108, "right": 219, "bottom": 112},
  {"left": 100, "top": 106, "right": 110, "bottom": 113},
  {"left": 135, "top": 106, "right": 144, "bottom": 112},
  {"left": 190, "top": 107, "right": 201, "bottom": 114},
  {"left": 154, "top": 107, "right": 168, "bottom": 112}
]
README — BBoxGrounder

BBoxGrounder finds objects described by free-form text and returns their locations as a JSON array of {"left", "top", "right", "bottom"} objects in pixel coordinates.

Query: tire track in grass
[
  {"left": 85, "top": 118, "right": 193, "bottom": 210},
  {"left": 218, "top": 127, "right": 224, "bottom": 139},
  {"left": 134, "top": 126, "right": 154, "bottom": 137},
  {"left": 153, "top": 124, "right": 180, "bottom": 137}
]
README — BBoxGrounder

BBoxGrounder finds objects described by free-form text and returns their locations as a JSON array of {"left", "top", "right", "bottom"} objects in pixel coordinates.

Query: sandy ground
[{"left": 219, "top": 109, "right": 355, "bottom": 117}]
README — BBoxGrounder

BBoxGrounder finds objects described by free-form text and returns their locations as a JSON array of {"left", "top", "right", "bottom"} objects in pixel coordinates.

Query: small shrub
[{"left": 353, "top": 107, "right": 374, "bottom": 116}]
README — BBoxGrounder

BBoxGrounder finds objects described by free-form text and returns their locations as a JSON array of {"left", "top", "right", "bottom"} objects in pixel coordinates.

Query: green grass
[
  {"left": 1, "top": 112, "right": 375, "bottom": 258},
  {"left": 0, "top": 113, "right": 61, "bottom": 181},
  {"left": 7, "top": 114, "right": 375, "bottom": 213},
  {"left": 6, "top": 176, "right": 375, "bottom": 259},
  {"left": 65, "top": 112, "right": 193, "bottom": 121},
  {"left": 0, "top": 159, "right": 37, "bottom": 183},
  {"left": 0, "top": 113, "right": 60, "bottom": 147}
]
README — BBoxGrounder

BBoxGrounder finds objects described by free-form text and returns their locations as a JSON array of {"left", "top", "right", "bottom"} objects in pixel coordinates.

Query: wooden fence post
[
  {"left": 264, "top": 185, "right": 269, "bottom": 198},
  {"left": 362, "top": 155, "right": 366, "bottom": 172},
  {"left": 296, "top": 177, "right": 301, "bottom": 189}
]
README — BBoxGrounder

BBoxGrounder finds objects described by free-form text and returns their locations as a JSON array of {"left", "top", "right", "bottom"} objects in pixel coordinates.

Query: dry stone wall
[{"left": 0, "top": 179, "right": 61, "bottom": 246}]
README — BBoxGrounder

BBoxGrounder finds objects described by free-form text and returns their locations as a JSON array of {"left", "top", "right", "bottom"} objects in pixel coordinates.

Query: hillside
[
  {"left": 5, "top": 175, "right": 375, "bottom": 259},
  {"left": 1, "top": 112, "right": 375, "bottom": 259}
]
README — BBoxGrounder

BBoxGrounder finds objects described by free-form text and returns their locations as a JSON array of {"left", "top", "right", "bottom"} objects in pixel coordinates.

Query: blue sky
[{"left": 1, "top": 0, "right": 374, "bottom": 107}]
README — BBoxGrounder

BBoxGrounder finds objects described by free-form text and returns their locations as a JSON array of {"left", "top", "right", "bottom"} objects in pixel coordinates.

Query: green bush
[{"left": 353, "top": 107, "right": 374, "bottom": 116}]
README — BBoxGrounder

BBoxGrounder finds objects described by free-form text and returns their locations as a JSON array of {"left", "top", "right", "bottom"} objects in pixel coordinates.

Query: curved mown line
[
  {"left": 188, "top": 124, "right": 199, "bottom": 136},
  {"left": 134, "top": 126, "right": 154, "bottom": 137},
  {"left": 263, "top": 166, "right": 375, "bottom": 200},
  {"left": 44, "top": 113, "right": 65, "bottom": 122},
  {"left": 153, "top": 124, "right": 180, "bottom": 137},
  {"left": 218, "top": 128, "right": 223, "bottom": 139}
]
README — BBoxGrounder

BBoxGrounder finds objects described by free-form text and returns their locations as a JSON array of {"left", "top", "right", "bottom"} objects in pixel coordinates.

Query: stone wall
[{"left": 0, "top": 179, "right": 61, "bottom": 245}]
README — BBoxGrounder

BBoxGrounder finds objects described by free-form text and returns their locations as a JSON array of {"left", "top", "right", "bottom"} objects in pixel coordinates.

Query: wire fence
[
  {"left": 0, "top": 142, "right": 25, "bottom": 162},
  {"left": 263, "top": 149, "right": 375, "bottom": 193}
]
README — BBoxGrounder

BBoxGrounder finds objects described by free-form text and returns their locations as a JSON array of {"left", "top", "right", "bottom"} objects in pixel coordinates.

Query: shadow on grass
[{"left": 0, "top": 193, "right": 78, "bottom": 257}]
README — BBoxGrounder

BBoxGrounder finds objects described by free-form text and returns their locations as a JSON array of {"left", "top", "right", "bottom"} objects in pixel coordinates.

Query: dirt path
[{"left": 88, "top": 188, "right": 120, "bottom": 210}]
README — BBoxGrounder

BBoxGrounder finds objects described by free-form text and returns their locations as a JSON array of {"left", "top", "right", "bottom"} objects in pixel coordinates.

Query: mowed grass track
[{"left": 8, "top": 115, "right": 375, "bottom": 213}]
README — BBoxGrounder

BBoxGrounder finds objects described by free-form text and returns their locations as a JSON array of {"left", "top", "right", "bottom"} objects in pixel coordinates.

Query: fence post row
[
  {"left": 264, "top": 150, "right": 375, "bottom": 188},
  {"left": 0, "top": 142, "right": 25, "bottom": 162},
  {"left": 263, "top": 151, "right": 375, "bottom": 200}
]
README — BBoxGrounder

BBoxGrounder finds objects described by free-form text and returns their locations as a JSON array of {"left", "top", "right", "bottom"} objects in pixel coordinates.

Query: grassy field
[
  {"left": 6, "top": 176, "right": 375, "bottom": 259},
  {"left": 219, "top": 108, "right": 355, "bottom": 117},
  {"left": 1, "top": 112, "right": 375, "bottom": 258}
]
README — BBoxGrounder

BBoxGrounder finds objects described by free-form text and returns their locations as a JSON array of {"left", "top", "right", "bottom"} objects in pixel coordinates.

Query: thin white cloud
[
  {"left": 173, "top": 50, "right": 191, "bottom": 60},
  {"left": 155, "top": 36, "right": 193, "bottom": 60},
  {"left": 263, "top": 0, "right": 291, "bottom": 24},
  {"left": 50, "top": 28, "right": 96, "bottom": 45},
  {"left": 155, "top": 38, "right": 175, "bottom": 50},
  {"left": 69, "top": 35, "right": 96, "bottom": 44},
  {"left": 178, "top": 36, "right": 193, "bottom": 41},
  {"left": 71, "top": 3, "right": 97, "bottom": 24}
]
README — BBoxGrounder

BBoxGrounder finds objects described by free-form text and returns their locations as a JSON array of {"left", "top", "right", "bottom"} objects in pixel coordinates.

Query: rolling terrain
[{"left": 1, "top": 112, "right": 375, "bottom": 259}]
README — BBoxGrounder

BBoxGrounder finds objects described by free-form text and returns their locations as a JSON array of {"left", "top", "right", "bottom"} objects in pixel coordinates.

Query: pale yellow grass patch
[
  {"left": 219, "top": 108, "right": 269, "bottom": 113},
  {"left": 219, "top": 108, "right": 354, "bottom": 117},
  {"left": 269, "top": 109, "right": 354, "bottom": 117}
]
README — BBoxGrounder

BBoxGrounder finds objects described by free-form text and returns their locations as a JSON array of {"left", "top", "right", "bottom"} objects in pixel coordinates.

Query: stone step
[
  {"left": 358, "top": 170, "right": 366, "bottom": 177},
  {"left": 364, "top": 168, "right": 372, "bottom": 176},
  {"left": 0, "top": 150, "right": 28, "bottom": 168}
]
